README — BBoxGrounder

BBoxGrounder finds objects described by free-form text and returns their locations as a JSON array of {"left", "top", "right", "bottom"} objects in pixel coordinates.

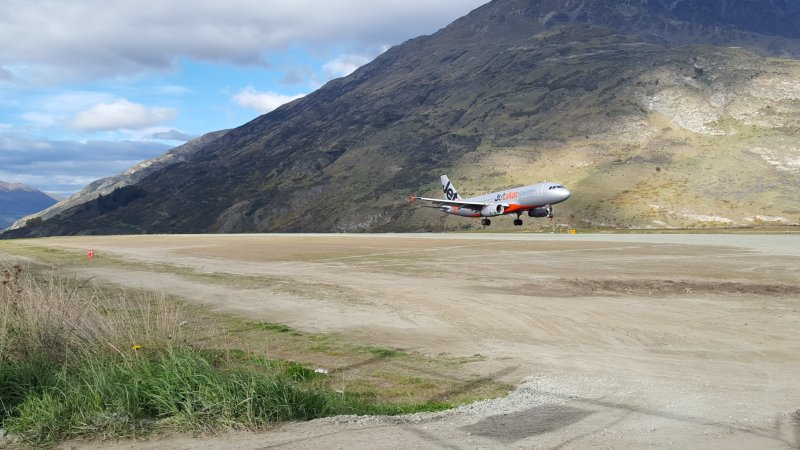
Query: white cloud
[
  {"left": 0, "top": 132, "right": 170, "bottom": 193},
  {"left": 18, "top": 91, "right": 175, "bottom": 133},
  {"left": 152, "top": 85, "right": 191, "bottom": 95},
  {"left": 139, "top": 127, "right": 194, "bottom": 141},
  {"left": 70, "top": 99, "right": 177, "bottom": 132},
  {"left": 322, "top": 54, "right": 372, "bottom": 78},
  {"left": 43, "top": 91, "right": 115, "bottom": 113},
  {"left": 0, "top": 66, "right": 14, "bottom": 81},
  {"left": 279, "top": 67, "right": 315, "bottom": 86},
  {"left": 233, "top": 87, "right": 305, "bottom": 114},
  {"left": 0, "top": 0, "right": 487, "bottom": 83},
  {"left": 21, "top": 112, "right": 58, "bottom": 127}
]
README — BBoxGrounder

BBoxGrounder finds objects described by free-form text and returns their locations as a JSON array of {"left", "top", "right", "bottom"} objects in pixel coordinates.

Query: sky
[{"left": 0, "top": 0, "right": 486, "bottom": 196}]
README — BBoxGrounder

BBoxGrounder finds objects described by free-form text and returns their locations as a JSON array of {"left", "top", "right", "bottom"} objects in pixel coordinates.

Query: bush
[
  {"left": 96, "top": 186, "right": 146, "bottom": 212},
  {"left": 25, "top": 217, "right": 43, "bottom": 227}
]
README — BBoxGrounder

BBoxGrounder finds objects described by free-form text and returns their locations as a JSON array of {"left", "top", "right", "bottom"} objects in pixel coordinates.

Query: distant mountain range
[
  {"left": 5, "top": 0, "right": 800, "bottom": 237},
  {"left": 0, "top": 181, "right": 57, "bottom": 229}
]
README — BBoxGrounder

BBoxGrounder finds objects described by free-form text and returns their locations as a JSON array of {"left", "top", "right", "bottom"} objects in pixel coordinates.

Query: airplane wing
[{"left": 410, "top": 195, "right": 488, "bottom": 208}]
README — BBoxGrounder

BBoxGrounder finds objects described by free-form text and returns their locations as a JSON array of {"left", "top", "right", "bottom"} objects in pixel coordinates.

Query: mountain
[
  {"left": 0, "top": 181, "right": 57, "bottom": 229},
  {"left": 6, "top": 0, "right": 800, "bottom": 237},
  {"left": 8, "top": 130, "right": 229, "bottom": 231}
]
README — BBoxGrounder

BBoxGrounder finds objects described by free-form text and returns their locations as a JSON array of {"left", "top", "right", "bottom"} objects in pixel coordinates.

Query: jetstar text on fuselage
[{"left": 495, "top": 191, "right": 519, "bottom": 202}]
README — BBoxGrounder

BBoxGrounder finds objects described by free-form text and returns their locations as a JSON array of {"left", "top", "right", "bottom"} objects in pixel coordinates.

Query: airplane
[{"left": 411, "top": 175, "right": 571, "bottom": 226}]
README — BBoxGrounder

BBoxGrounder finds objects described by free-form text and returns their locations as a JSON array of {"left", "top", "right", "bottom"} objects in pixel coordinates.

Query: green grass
[
  {"left": 255, "top": 322, "right": 300, "bottom": 334},
  {"left": 0, "top": 348, "right": 450, "bottom": 445},
  {"left": 359, "top": 346, "right": 406, "bottom": 358},
  {"left": 0, "top": 262, "right": 505, "bottom": 445}
]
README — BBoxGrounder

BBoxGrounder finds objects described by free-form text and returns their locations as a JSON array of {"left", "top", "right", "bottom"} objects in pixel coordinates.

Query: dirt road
[{"left": 14, "top": 233, "right": 800, "bottom": 448}]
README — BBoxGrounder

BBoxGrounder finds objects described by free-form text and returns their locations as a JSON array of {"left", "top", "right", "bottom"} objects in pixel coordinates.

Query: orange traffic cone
[{"left": 87, "top": 247, "right": 94, "bottom": 259}]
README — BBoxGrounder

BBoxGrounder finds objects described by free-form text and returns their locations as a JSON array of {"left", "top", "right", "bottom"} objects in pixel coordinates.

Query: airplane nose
[{"left": 560, "top": 187, "right": 571, "bottom": 201}]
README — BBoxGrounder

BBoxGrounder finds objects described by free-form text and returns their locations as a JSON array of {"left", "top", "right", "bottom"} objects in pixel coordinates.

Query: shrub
[
  {"left": 96, "top": 186, "right": 146, "bottom": 212},
  {"left": 25, "top": 217, "right": 43, "bottom": 227}
]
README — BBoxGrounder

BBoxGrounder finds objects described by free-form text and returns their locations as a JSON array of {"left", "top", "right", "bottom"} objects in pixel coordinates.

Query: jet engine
[
  {"left": 528, "top": 205, "right": 553, "bottom": 218},
  {"left": 481, "top": 203, "right": 505, "bottom": 217}
]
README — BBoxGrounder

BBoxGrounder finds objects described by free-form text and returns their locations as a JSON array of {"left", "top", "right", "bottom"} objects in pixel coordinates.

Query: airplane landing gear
[
  {"left": 514, "top": 212, "right": 523, "bottom": 226},
  {"left": 481, "top": 218, "right": 491, "bottom": 226}
]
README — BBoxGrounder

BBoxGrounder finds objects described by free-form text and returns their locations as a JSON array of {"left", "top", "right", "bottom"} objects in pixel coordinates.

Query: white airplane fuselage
[
  {"left": 413, "top": 175, "right": 571, "bottom": 226},
  {"left": 446, "top": 181, "right": 570, "bottom": 217}
]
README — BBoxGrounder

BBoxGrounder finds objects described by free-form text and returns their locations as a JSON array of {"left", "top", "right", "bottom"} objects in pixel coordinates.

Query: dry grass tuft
[{"left": 0, "top": 264, "right": 188, "bottom": 365}]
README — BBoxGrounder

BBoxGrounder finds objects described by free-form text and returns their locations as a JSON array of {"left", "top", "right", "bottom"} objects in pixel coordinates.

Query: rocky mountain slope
[
  {"left": 0, "top": 181, "right": 57, "bottom": 229},
  {"left": 8, "top": 130, "right": 228, "bottom": 231},
  {"left": 6, "top": 0, "right": 800, "bottom": 237}
]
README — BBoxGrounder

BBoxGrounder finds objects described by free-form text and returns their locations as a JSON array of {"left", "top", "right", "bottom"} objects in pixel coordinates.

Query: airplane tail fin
[{"left": 441, "top": 175, "right": 462, "bottom": 201}]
